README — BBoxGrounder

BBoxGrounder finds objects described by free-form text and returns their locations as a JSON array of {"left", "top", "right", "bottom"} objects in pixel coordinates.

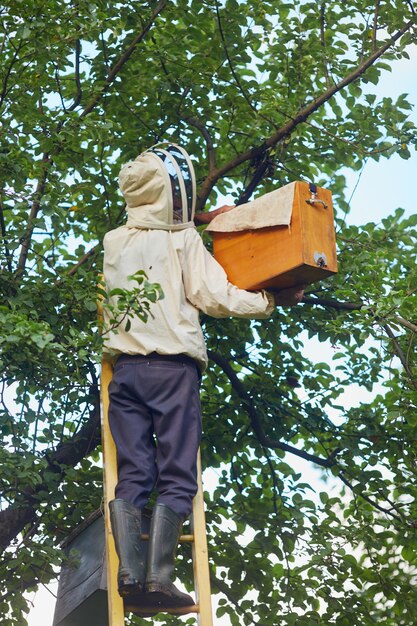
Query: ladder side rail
[
  {"left": 191, "top": 450, "right": 214, "bottom": 626},
  {"left": 101, "top": 358, "right": 125, "bottom": 626}
]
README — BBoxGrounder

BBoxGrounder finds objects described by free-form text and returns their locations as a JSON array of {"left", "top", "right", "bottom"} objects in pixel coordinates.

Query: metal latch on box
[{"left": 306, "top": 183, "right": 328, "bottom": 209}]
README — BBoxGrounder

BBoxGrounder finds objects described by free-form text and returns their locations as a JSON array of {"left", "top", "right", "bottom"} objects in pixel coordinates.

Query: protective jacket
[{"left": 103, "top": 144, "right": 275, "bottom": 372}]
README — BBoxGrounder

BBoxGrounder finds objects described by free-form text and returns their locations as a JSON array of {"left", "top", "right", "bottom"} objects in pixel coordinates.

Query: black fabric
[
  {"left": 145, "top": 503, "right": 194, "bottom": 608},
  {"left": 108, "top": 354, "right": 202, "bottom": 518},
  {"left": 148, "top": 144, "right": 195, "bottom": 223},
  {"left": 109, "top": 499, "right": 145, "bottom": 593}
]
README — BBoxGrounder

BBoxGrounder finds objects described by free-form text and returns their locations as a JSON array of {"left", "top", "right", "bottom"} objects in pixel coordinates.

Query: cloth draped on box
[{"left": 206, "top": 182, "right": 296, "bottom": 233}]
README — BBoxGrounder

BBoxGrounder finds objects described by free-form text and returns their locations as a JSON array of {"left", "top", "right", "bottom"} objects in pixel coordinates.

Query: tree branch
[
  {"left": 0, "top": 506, "right": 37, "bottom": 553},
  {"left": 406, "top": 0, "right": 416, "bottom": 15},
  {"left": 338, "top": 471, "right": 402, "bottom": 522},
  {"left": 15, "top": 153, "right": 51, "bottom": 278},
  {"left": 320, "top": 2, "right": 332, "bottom": 88},
  {"left": 79, "top": 0, "right": 168, "bottom": 120},
  {"left": 214, "top": 0, "right": 258, "bottom": 114},
  {"left": 196, "top": 16, "right": 416, "bottom": 209},
  {"left": 185, "top": 116, "right": 217, "bottom": 173},
  {"left": 208, "top": 349, "right": 410, "bottom": 522},
  {"left": 211, "top": 570, "right": 263, "bottom": 625},
  {"left": 65, "top": 199, "right": 128, "bottom": 277},
  {"left": 302, "top": 296, "right": 364, "bottom": 311},
  {"left": 0, "top": 40, "right": 24, "bottom": 110},
  {"left": 0, "top": 387, "right": 101, "bottom": 552},
  {"left": 395, "top": 316, "right": 417, "bottom": 333},
  {"left": 372, "top": 0, "right": 381, "bottom": 52},
  {"left": 207, "top": 349, "right": 337, "bottom": 468},
  {"left": 235, "top": 154, "right": 274, "bottom": 206},
  {"left": 68, "top": 38, "right": 83, "bottom": 111},
  {"left": 382, "top": 323, "right": 417, "bottom": 389},
  {"left": 303, "top": 297, "right": 417, "bottom": 338},
  {"left": 0, "top": 192, "right": 12, "bottom": 272},
  {"left": 66, "top": 245, "right": 100, "bottom": 277}
]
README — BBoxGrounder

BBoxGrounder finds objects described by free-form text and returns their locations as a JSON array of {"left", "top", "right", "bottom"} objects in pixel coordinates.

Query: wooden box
[
  {"left": 52, "top": 511, "right": 108, "bottom": 626},
  {"left": 212, "top": 181, "right": 337, "bottom": 290},
  {"left": 53, "top": 509, "right": 153, "bottom": 626}
]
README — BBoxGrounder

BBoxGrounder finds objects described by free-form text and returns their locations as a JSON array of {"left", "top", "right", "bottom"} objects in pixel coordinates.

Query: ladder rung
[
  {"left": 140, "top": 533, "right": 194, "bottom": 542},
  {"left": 125, "top": 603, "right": 199, "bottom": 616}
]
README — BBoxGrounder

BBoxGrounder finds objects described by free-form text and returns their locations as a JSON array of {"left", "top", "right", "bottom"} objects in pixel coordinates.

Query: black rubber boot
[
  {"left": 145, "top": 503, "right": 194, "bottom": 608},
  {"left": 109, "top": 499, "right": 146, "bottom": 597}
]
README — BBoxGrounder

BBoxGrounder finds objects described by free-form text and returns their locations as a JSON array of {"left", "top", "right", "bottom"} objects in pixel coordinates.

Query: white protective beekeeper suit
[
  {"left": 102, "top": 144, "right": 276, "bottom": 610},
  {"left": 103, "top": 143, "right": 275, "bottom": 371}
]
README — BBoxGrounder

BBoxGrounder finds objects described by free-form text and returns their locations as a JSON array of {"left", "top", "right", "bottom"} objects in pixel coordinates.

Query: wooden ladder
[{"left": 101, "top": 357, "right": 213, "bottom": 625}]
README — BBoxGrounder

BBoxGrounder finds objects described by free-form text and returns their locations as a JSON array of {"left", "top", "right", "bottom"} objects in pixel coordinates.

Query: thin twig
[
  {"left": 214, "top": 0, "right": 258, "bottom": 114},
  {"left": 185, "top": 116, "right": 217, "bottom": 173},
  {"left": 382, "top": 323, "right": 417, "bottom": 389},
  {"left": 320, "top": 2, "right": 332, "bottom": 88},
  {"left": 338, "top": 472, "right": 402, "bottom": 522},
  {"left": 80, "top": 0, "right": 168, "bottom": 120},
  {"left": 262, "top": 447, "right": 280, "bottom": 515},
  {"left": 16, "top": 154, "right": 51, "bottom": 277},
  {"left": 372, "top": 0, "right": 381, "bottom": 52},
  {"left": 68, "top": 38, "right": 83, "bottom": 111},
  {"left": 0, "top": 193, "right": 12, "bottom": 272}
]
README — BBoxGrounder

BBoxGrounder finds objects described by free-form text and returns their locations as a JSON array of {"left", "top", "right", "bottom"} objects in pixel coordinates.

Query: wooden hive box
[
  {"left": 210, "top": 181, "right": 338, "bottom": 291},
  {"left": 53, "top": 509, "right": 153, "bottom": 626}
]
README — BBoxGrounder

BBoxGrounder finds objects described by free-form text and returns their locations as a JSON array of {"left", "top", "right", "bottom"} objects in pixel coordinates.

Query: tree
[{"left": 1, "top": 1, "right": 417, "bottom": 624}]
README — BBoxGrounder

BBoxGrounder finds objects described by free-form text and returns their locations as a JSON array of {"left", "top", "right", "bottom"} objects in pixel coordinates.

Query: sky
[
  {"left": 343, "top": 46, "right": 417, "bottom": 227},
  {"left": 24, "top": 45, "right": 417, "bottom": 626}
]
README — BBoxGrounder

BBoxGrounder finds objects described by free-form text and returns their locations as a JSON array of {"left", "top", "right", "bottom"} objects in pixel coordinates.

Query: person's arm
[
  {"left": 181, "top": 229, "right": 304, "bottom": 319},
  {"left": 194, "top": 204, "right": 235, "bottom": 226},
  {"left": 272, "top": 286, "right": 305, "bottom": 306},
  {"left": 192, "top": 206, "right": 304, "bottom": 306}
]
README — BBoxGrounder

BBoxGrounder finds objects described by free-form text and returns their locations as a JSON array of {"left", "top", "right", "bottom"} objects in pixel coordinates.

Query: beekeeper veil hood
[{"left": 119, "top": 143, "right": 197, "bottom": 231}]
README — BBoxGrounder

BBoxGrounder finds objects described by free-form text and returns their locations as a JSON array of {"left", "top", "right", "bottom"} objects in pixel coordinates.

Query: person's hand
[
  {"left": 194, "top": 204, "right": 235, "bottom": 225},
  {"left": 272, "top": 286, "right": 305, "bottom": 306},
  {"left": 214, "top": 204, "right": 235, "bottom": 216}
]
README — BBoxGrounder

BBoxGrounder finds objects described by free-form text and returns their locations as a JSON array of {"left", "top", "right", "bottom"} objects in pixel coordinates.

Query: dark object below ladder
[
  {"left": 52, "top": 509, "right": 197, "bottom": 625},
  {"left": 52, "top": 510, "right": 108, "bottom": 626}
]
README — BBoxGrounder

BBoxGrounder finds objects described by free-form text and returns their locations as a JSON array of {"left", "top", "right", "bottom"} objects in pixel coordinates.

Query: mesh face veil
[{"left": 147, "top": 144, "right": 196, "bottom": 224}]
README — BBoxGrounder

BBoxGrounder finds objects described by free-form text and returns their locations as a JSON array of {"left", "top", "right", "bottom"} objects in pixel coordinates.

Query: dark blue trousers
[{"left": 108, "top": 353, "right": 202, "bottom": 519}]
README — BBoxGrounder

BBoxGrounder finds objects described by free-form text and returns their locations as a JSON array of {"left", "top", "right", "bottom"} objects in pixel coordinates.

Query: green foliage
[
  {"left": 1, "top": 1, "right": 417, "bottom": 624},
  {"left": 102, "top": 270, "right": 164, "bottom": 334}
]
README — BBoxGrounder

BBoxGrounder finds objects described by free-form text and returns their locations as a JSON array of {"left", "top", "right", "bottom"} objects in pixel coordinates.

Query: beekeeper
[{"left": 103, "top": 143, "right": 303, "bottom": 609}]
